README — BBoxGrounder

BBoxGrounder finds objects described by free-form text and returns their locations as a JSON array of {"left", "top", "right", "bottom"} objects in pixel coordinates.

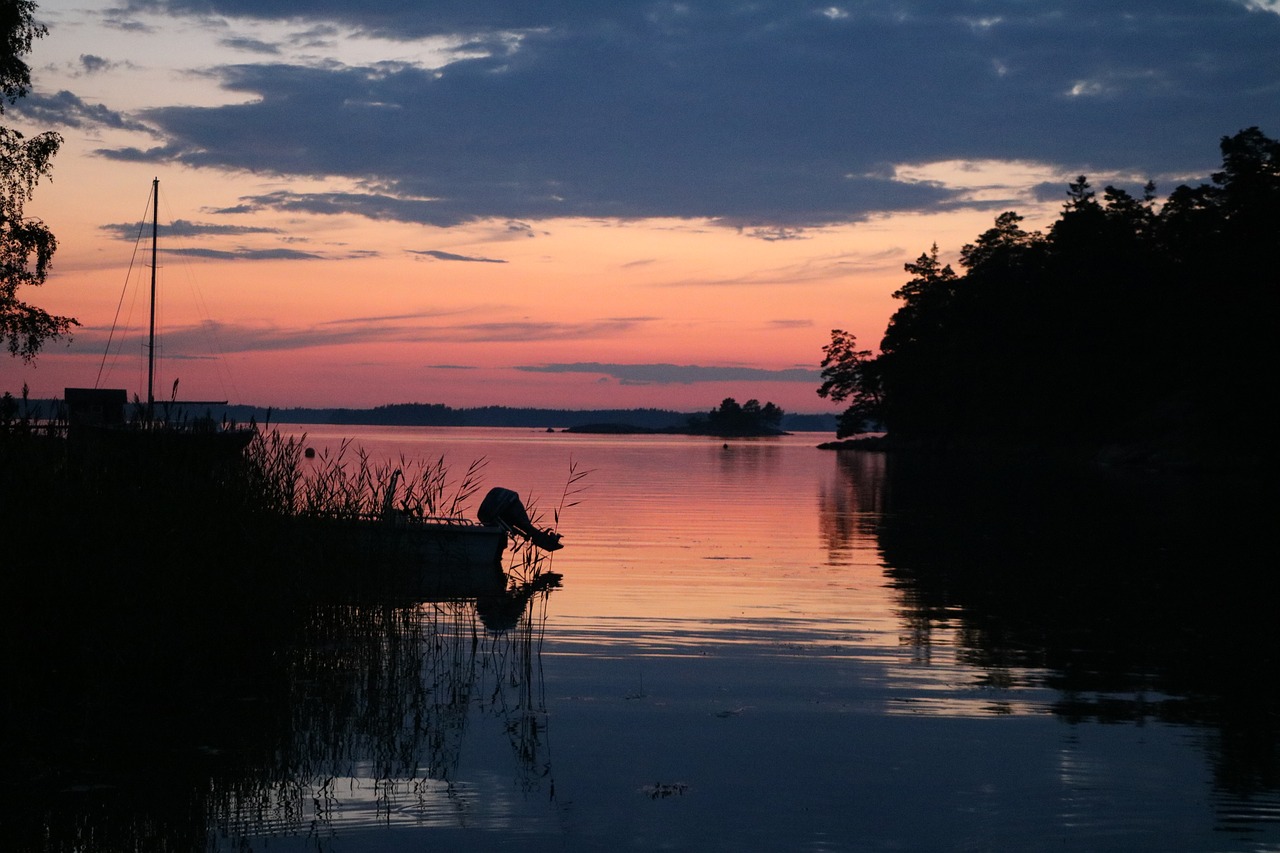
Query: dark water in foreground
[{"left": 3, "top": 427, "right": 1277, "bottom": 851}]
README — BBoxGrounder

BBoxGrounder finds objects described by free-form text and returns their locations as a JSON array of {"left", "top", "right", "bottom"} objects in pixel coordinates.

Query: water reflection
[
  {"left": 825, "top": 449, "right": 1280, "bottom": 829},
  {"left": 817, "top": 449, "right": 886, "bottom": 558},
  {"left": 1, "top": 570, "right": 560, "bottom": 851},
  {"left": 215, "top": 580, "right": 559, "bottom": 846},
  {"left": 10, "top": 425, "right": 1279, "bottom": 850}
]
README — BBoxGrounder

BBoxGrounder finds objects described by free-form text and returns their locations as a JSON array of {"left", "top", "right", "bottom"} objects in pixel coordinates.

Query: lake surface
[{"left": 4, "top": 426, "right": 1277, "bottom": 851}]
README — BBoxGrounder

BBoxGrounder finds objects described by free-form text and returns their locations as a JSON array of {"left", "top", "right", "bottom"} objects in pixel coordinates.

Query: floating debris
[{"left": 641, "top": 782, "right": 689, "bottom": 799}]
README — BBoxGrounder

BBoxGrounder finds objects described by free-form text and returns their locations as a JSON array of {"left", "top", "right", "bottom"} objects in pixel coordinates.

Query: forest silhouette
[{"left": 820, "top": 127, "right": 1278, "bottom": 468}]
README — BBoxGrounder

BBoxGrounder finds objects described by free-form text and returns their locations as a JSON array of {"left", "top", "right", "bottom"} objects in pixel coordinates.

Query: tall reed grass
[
  {"left": 242, "top": 427, "right": 490, "bottom": 521},
  {"left": 3, "top": 412, "right": 572, "bottom": 852},
  {"left": 238, "top": 425, "right": 582, "bottom": 587}
]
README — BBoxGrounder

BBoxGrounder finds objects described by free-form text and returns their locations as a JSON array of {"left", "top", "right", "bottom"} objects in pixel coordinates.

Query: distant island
[
  {"left": 565, "top": 397, "right": 790, "bottom": 436},
  {"left": 238, "top": 398, "right": 830, "bottom": 434},
  {"left": 563, "top": 422, "right": 784, "bottom": 436},
  {"left": 10, "top": 396, "right": 837, "bottom": 434}
]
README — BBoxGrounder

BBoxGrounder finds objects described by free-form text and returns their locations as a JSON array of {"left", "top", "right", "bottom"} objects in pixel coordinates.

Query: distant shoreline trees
[
  {"left": 684, "top": 397, "right": 785, "bottom": 436},
  {"left": 819, "top": 127, "right": 1278, "bottom": 463}
]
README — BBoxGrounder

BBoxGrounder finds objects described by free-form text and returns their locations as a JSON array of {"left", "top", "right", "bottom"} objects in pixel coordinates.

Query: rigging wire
[
  {"left": 91, "top": 180, "right": 242, "bottom": 406},
  {"left": 157, "top": 186, "right": 243, "bottom": 405},
  {"left": 94, "top": 183, "right": 156, "bottom": 390}
]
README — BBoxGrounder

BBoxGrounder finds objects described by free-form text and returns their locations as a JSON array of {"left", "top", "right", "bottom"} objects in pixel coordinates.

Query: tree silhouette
[
  {"left": 1, "top": 0, "right": 72, "bottom": 362},
  {"left": 818, "top": 329, "right": 882, "bottom": 437},
  {"left": 689, "top": 397, "right": 786, "bottom": 435},
  {"left": 819, "top": 127, "right": 1279, "bottom": 459}
]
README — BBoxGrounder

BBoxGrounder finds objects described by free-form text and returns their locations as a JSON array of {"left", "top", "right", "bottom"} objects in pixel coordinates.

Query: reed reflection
[
  {"left": 215, "top": 576, "right": 560, "bottom": 844},
  {"left": 821, "top": 449, "right": 1280, "bottom": 818},
  {"left": 1, "top": 562, "right": 562, "bottom": 852}
]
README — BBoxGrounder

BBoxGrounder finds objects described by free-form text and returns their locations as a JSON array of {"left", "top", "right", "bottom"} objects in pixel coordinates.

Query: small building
[{"left": 64, "top": 388, "right": 127, "bottom": 428}]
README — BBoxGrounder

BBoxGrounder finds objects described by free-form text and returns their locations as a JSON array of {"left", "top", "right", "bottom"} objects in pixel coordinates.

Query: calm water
[{"left": 5, "top": 426, "right": 1278, "bottom": 851}]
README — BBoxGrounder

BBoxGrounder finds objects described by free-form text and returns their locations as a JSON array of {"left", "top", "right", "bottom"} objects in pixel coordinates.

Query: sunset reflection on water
[
  {"left": 290, "top": 425, "right": 1056, "bottom": 721},
  {"left": 247, "top": 425, "right": 1280, "bottom": 851}
]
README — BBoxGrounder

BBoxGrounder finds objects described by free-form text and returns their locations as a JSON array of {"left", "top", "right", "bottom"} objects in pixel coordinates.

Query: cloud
[
  {"left": 94, "top": 218, "right": 322, "bottom": 260},
  {"left": 515, "top": 362, "right": 822, "bottom": 385},
  {"left": 164, "top": 246, "right": 326, "bottom": 261},
  {"left": 220, "top": 35, "right": 282, "bottom": 54},
  {"left": 501, "top": 221, "right": 539, "bottom": 239},
  {"left": 70, "top": 315, "right": 654, "bottom": 357},
  {"left": 437, "top": 320, "right": 651, "bottom": 343},
  {"left": 655, "top": 250, "right": 902, "bottom": 288},
  {"left": 78, "top": 54, "right": 119, "bottom": 74},
  {"left": 197, "top": 189, "right": 474, "bottom": 228},
  {"left": 13, "top": 90, "right": 151, "bottom": 132},
  {"left": 100, "top": 218, "right": 285, "bottom": 241},
  {"left": 59, "top": 2, "right": 1280, "bottom": 227},
  {"left": 413, "top": 249, "right": 507, "bottom": 263},
  {"left": 101, "top": 10, "right": 155, "bottom": 35},
  {"left": 745, "top": 227, "right": 810, "bottom": 242}
]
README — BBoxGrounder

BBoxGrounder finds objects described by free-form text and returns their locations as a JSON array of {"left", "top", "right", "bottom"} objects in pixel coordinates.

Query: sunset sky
[{"left": 4, "top": 0, "right": 1277, "bottom": 412}]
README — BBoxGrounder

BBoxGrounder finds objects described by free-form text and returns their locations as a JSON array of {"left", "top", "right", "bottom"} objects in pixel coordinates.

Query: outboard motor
[{"left": 478, "top": 487, "right": 564, "bottom": 551}]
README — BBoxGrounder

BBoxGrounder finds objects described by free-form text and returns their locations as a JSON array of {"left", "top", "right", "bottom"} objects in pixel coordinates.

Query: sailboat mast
[{"left": 147, "top": 177, "right": 158, "bottom": 422}]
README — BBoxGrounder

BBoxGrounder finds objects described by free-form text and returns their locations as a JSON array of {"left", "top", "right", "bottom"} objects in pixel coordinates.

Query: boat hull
[{"left": 294, "top": 515, "right": 508, "bottom": 599}]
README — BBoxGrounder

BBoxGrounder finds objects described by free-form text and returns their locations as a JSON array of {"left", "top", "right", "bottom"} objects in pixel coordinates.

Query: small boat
[
  {"left": 293, "top": 484, "right": 564, "bottom": 599},
  {"left": 293, "top": 512, "right": 508, "bottom": 597}
]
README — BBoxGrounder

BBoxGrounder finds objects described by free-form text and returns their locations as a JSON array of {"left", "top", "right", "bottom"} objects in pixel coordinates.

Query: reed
[
  {"left": 241, "top": 428, "right": 489, "bottom": 522},
  {"left": 3, "top": 411, "right": 581, "bottom": 607},
  {"left": 238, "top": 427, "right": 588, "bottom": 592},
  {"left": 503, "top": 457, "right": 590, "bottom": 586},
  {"left": 553, "top": 457, "right": 591, "bottom": 530},
  {"left": 3, "top": 415, "right": 572, "bottom": 852}
]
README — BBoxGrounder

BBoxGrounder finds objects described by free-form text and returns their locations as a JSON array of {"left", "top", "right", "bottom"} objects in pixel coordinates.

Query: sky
[{"left": 3, "top": 0, "right": 1278, "bottom": 413}]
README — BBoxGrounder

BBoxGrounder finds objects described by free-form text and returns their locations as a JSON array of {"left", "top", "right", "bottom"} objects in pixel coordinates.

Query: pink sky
[
  {"left": 8, "top": 175, "right": 1043, "bottom": 412},
  {"left": 6, "top": 157, "right": 1049, "bottom": 412},
  {"left": 7, "top": 1, "right": 1262, "bottom": 412}
]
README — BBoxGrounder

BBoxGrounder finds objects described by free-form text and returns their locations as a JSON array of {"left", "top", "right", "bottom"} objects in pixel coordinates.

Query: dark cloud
[
  {"left": 13, "top": 90, "right": 150, "bottom": 132},
  {"left": 99, "top": 218, "right": 284, "bottom": 241},
  {"left": 503, "top": 221, "right": 537, "bottom": 238},
  {"left": 516, "top": 362, "right": 821, "bottom": 385},
  {"left": 201, "top": 188, "right": 474, "bottom": 227},
  {"left": 102, "top": 11, "right": 155, "bottom": 35},
  {"left": 220, "top": 36, "right": 281, "bottom": 54},
  {"left": 80, "top": 2, "right": 1280, "bottom": 226},
  {"left": 96, "top": 144, "right": 173, "bottom": 161},
  {"left": 413, "top": 250, "right": 507, "bottom": 263},
  {"left": 78, "top": 54, "right": 117, "bottom": 74},
  {"left": 437, "top": 319, "right": 651, "bottom": 343},
  {"left": 71, "top": 316, "right": 654, "bottom": 356},
  {"left": 165, "top": 246, "right": 325, "bottom": 261},
  {"left": 94, "top": 218, "right": 317, "bottom": 260},
  {"left": 746, "top": 228, "right": 809, "bottom": 242}
]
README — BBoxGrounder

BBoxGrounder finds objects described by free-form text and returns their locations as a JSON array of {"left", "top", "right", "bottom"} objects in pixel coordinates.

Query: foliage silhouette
[
  {"left": 685, "top": 397, "right": 786, "bottom": 435},
  {"left": 820, "top": 127, "right": 1279, "bottom": 464},
  {"left": 0, "top": 0, "right": 73, "bottom": 361}
]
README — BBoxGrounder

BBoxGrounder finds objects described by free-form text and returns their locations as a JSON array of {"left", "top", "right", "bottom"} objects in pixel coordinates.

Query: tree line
[
  {"left": 684, "top": 397, "right": 785, "bottom": 435},
  {"left": 819, "top": 127, "right": 1278, "bottom": 461}
]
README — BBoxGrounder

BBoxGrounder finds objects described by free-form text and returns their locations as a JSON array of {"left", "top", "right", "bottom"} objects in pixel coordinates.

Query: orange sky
[
  {"left": 5, "top": 160, "right": 1059, "bottom": 412},
  {"left": 7, "top": 0, "right": 1261, "bottom": 412}
]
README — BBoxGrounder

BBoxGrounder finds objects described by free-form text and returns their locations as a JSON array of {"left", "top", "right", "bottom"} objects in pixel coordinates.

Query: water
[{"left": 4, "top": 426, "right": 1277, "bottom": 851}]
